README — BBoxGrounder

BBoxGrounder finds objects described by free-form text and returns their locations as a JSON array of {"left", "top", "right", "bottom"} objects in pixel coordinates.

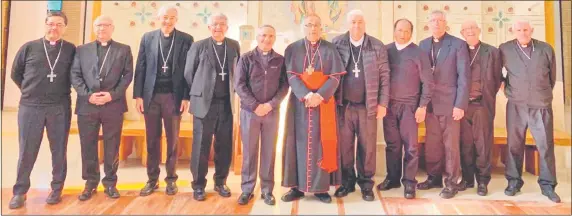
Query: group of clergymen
[{"left": 8, "top": 4, "right": 561, "bottom": 210}]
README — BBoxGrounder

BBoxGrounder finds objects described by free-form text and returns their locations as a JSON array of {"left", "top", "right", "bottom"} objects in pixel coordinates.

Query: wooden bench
[
  {"left": 417, "top": 125, "right": 571, "bottom": 175},
  {"left": 69, "top": 120, "right": 196, "bottom": 166}
]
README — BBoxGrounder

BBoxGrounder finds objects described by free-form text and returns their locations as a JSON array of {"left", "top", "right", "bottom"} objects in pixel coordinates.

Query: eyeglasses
[
  {"left": 95, "top": 24, "right": 113, "bottom": 28},
  {"left": 210, "top": 23, "right": 227, "bottom": 27},
  {"left": 304, "top": 23, "right": 321, "bottom": 29},
  {"left": 46, "top": 23, "right": 65, "bottom": 28},
  {"left": 462, "top": 26, "right": 479, "bottom": 31}
]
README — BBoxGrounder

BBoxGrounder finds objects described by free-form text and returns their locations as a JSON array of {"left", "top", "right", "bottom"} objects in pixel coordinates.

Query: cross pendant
[
  {"left": 219, "top": 71, "right": 227, "bottom": 81},
  {"left": 47, "top": 71, "right": 57, "bottom": 83},
  {"left": 306, "top": 65, "right": 314, "bottom": 75},
  {"left": 162, "top": 65, "right": 169, "bottom": 73},
  {"left": 352, "top": 66, "right": 361, "bottom": 78}
]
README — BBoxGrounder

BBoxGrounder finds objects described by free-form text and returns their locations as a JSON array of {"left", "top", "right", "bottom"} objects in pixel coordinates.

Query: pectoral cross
[
  {"left": 306, "top": 65, "right": 314, "bottom": 75},
  {"left": 219, "top": 71, "right": 227, "bottom": 81},
  {"left": 352, "top": 65, "right": 361, "bottom": 78},
  {"left": 47, "top": 70, "right": 57, "bottom": 82},
  {"left": 162, "top": 65, "right": 169, "bottom": 73}
]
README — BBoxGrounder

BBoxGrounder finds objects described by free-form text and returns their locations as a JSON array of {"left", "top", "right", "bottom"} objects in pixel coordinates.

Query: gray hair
[
  {"left": 346, "top": 9, "right": 364, "bottom": 24},
  {"left": 430, "top": 10, "right": 447, "bottom": 20},
  {"left": 257, "top": 24, "right": 276, "bottom": 35},
  {"left": 512, "top": 20, "right": 532, "bottom": 30},
  {"left": 209, "top": 13, "right": 228, "bottom": 26},
  {"left": 94, "top": 15, "right": 114, "bottom": 25},
  {"left": 157, "top": 4, "right": 178, "bottom": 17}
]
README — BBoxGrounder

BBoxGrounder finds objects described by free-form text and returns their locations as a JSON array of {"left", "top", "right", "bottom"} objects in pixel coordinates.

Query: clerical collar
[
  {"left": 96, "top": 39, "right": 113, "bottom": 47},
  {"left": 256, "top": 47, "right": 273, "bottom": 56},
  {"left": 211, "top": 37, "right": 225, "bottom": 46},
  {"left": 44, "top": 37, "right": 61, "bottom": 46},
  {"left": 305, "top": 38, "right": 320, "bottom": 46},
  {"left": 161, "top": 29, "right": 175, "bottom": 38},
  {"left": 519, "top": 40, "right": 533, "bottom": 48},
  {"left": 350, "top": 34, "right": 365, "bottom": 47},
  {"left": 432, "top": 33, "right": 445, "bottom": 43},
  {"left": 468, "top": 41, "right": 481, "bottom": 50},
  {"left": 396, "top": 41, "right": 412, "bottom": 51}
]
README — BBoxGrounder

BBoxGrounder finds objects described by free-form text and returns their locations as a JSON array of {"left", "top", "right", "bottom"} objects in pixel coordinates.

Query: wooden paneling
[
  {"left": 1, "top": 0, "right": 11, "bottom": 110},
  {"left": 61, "top": 1, "right": 82, "bottom": 45}
]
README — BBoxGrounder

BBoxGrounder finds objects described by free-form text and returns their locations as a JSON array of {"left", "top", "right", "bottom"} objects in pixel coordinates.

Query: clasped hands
[
  {"left": 304, "top": 92, "right": 323, "bottom": 108},
  {"left": 254, "top": 103, "right": 273, "bottom": 117},
  {"left": 88, "top": 92, "right": 112, "bottom": 106}
]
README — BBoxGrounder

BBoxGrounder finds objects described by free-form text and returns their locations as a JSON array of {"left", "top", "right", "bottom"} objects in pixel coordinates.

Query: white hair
[
  {"left": 430, "top": 10, "right": 447, "bottom": 20},
  {"left": 157, "top": 4, "right": 178, "bottom": 17},
  {"left": 346, "top": 9, "right": 364, "bottom": 23},
  {"left": 209, "top": 13, "right": 228, "bottom": 26},
  {"left": 94, "top": 15, "right": 113, "bottom": 25},
  {"left": 512, "top": 20, "right": 532, "bottom": 30},
  {"left": 257, "top": 24, "right": 276, "bottom": 35}
]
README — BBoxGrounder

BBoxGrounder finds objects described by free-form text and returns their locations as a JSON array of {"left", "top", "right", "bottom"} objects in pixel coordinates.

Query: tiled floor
[{"left": 1, "top": 111, "right": 571, "bottom": 215}]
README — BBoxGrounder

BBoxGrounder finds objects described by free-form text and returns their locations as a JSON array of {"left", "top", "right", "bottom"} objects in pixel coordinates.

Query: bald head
[
  {"left": 93, "top": 15, "right": 114, "bottom": 42},
  {"left": 303, "top": 14, "right": 322, "bottom": 42},
  {"left": 512, "top": 20, "right": 534, "bottom": 45},
  {"left": 460, "top": 20, "right": 481, "bottom": 46}
]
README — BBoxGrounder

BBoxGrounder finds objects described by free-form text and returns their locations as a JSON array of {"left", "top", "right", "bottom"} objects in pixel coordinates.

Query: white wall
[{"left": 4, "top": 1, "right": 48, "bottom": 110}]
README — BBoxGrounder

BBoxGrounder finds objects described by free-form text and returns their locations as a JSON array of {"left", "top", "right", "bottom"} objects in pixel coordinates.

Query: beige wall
[{"left": 4, "top": 1, "right": 48, "bottom": 111}]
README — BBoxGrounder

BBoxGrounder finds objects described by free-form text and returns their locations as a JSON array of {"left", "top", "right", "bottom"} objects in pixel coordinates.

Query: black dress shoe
[
  {"left": 140, "top": 182, "right": 159, "bottom": 196},
  {"left": 404, "top": 184, "right": 416, "bottom": 199},
  {"left": 477, "top": 184, "right": 488, "bottom": 196},
  {"left": 417, "top": 176, "right": 443, "bottom": 190},
  {"left": 214, "top": 185, "right": 231, "bottom": 197},
  {"left": 166, "top": 182, "right": 178, "bottom": 195},
  {"left": 376, "top": 179, "right": 401, "bottom": 191},
  {"left": 9, "top": 194, "right": 26, "bottom": 209},
  {"left": 237, "top": 192, "right": 253, "bottom": 205},
  {"left": 361, "top": 189, "right": 375, "bottom": 201},
  {"left": 46, "top": 190, "right": 62, "bottom": 205},
  {"left": 439, "top": 187, "right": 458, "bottom": 199},
  {"left": 281, "top": 188, "right": 305, "bottom": 202},
  {"left": 78, "top": 187, "right": 97, "bottom": 201},
  {"left": 504, "top": 185, "right": 521, "bottom": 196},
  {"left": 541, "top": 189, "right": 561, "bottom": 203},
  {"left": 104, "top": 187, "right": 120, "bottom": 199},
  {"left": 261, "top": 193, "right": 276, "bottom": 205},
  {"left": 458, "top": 180, "right": 475, "bottom": 191},
  {"left": 194, "top": 188, "right": 206, "bottom": 201},
  {"left": 314, "top": 193, "right": 332, "bottom": 203},
  {"left": 334, "top": 185, "right": 355, "bottom": 197}
]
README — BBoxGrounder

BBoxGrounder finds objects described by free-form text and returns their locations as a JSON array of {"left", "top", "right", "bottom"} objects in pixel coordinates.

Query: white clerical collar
[
  {"left": 396, "top": 41, "right": 412, "bottom": 50},
  {"left": 350, "top": 34, "right": 365, "bottom": 47}
]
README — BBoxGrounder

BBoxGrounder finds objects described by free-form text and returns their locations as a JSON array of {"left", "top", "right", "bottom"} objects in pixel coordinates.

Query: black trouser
[
  {"left": 13, "top": 103, "right": 71, "bottom": 195},
  {"left": 460, "top": 101, "right": 492, "bottom": 185},
  {"left": 383, "top": 102, "right": 419, "bottom": 186},
  {"left": 505, "top": 101, "right": 557, "bottom": 190},
  {"left": 190, "top": 99, "right": 233, "bottom": 190},
  {"left": 338, "top": 103, "right": 377, "bottom": 190},
  {"left": 78, "top": 109, "right": 124, "bottom": 188},
  {"left": 144, "top": 93, "right": 181, "bottom": 184},
  {"left": 424, "top": 109, "right": 461, "bottom": 187}
]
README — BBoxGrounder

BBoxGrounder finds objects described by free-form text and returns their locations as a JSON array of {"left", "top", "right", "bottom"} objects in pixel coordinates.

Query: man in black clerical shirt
[
  {"left": 133, "top": 4, "right": 194, "bottom": 196},
  {"left": 9, "top": 11, "right": 76, "bottom": 209},
  {"left": 71, "top": 15, "right": 133, "bottom": 201}
]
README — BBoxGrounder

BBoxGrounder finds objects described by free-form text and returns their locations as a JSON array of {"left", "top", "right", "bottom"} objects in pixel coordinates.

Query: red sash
[{"left": 300, "top": 70, "right": 338, "bottom": 173}]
